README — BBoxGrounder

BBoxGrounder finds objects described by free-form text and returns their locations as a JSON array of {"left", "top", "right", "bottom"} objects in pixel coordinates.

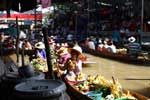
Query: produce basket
[{"left": 85, "top": 91, "right": 103, "bottom": 100}]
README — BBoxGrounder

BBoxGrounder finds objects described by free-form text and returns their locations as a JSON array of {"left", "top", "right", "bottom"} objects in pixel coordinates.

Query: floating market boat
[
  {"left": 81, "top": 45, "right": 150, "bottom": 65},
  {"left": 62, "top": 74, "right": 149, "bottom": 100}
]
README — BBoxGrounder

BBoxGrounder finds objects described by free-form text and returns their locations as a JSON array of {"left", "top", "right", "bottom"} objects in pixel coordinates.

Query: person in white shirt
[
  {"left": 88, "top": 39, "right": 95, "bottom": 50},
  {"left": 102, "top": 40, "right": 109, "bottom": 52},
  {"left": 97, "top": 39, "right": 103, "bottom": 51},
  {"left": 107, "top": 40, "right": 117, "bottom": 53},
  {"left": 19, "top": 30, "right": 27, "bottom": 39}
]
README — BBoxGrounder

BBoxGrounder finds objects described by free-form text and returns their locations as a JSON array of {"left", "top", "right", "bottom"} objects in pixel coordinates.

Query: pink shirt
[{"left": 58, "top": 53, "right": 71, "bottom": 64}]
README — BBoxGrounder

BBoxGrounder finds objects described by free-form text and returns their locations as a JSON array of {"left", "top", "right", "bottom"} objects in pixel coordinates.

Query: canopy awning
[{"left": 0, "top": 13, "right": 42, "bottom": 20}]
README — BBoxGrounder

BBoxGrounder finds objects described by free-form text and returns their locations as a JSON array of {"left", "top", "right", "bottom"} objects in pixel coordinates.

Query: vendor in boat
[
  {"left": 102, "top": 39, "right": 109, "bottom": 52},
  {"left": 64, "top": 43, "right": 84, "bottom": 81},
  {"left": 56, "top": 47, "right": 71, "bottom": 71},
  {"left": 107, "top": 40, "right": 117, "bottom": 53},
  {"left": 97, "top": 38, "right": 103, "bottom": 51},
  {"left": 66, "top": 43, "right": 83, "bottom": 75},
  {"left": 34, "top": 42, "right": 46, "bottom": 59},
  {"left": 127, "top": 36, "right": 141, "bottom": 59}
]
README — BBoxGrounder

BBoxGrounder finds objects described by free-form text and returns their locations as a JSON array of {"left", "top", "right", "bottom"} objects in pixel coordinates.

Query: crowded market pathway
[{"left": 82, "top": 53, "right": 150, "bottom": 98}]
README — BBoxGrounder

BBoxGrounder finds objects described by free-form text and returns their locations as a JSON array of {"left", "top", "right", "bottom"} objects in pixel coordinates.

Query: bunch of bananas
[
  {"left": 31, "top": 58, "right": 48, "bottom": 72},
  {"left": 76, "top": 73, "right": 86, "bottom": 81},
  {"left": 75, "top": 81, "right": 89, "bottom": 92},
  {"left": 110, "top": 79, "right": 122, "bottom": 98}
]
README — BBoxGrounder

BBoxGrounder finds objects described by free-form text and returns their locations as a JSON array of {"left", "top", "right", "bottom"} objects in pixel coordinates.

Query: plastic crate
[{"left": 86, "top": 91, "right": 103, "bottom": 100}]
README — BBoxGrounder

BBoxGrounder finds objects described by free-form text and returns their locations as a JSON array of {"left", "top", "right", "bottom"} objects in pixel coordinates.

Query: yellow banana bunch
[
  {"left": 76, "top": 73, "right": 86, "bottom": 81},
  {"left": 110, "top": 79, "right": 122, "bottom": 98}
]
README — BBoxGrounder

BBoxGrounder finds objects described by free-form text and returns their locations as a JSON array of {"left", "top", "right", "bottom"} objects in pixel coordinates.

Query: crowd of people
[
  {"left": 85, "top": 37, "right": 117, "bottom": 53},
  {"left": 84, "top": 34, "right": 141, "bottom": 59},
  {"left": 16, "top": 33, "right": 86, "bottom": 81}
]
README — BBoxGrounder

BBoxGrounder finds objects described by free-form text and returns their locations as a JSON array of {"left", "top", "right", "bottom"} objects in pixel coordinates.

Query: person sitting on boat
[
  {"left": 66, "top": 43, "right": 83, "bottom": 75},
  {"left": 64, "top": 43, "right": 83, "bottom": 81},
  {"left": 127, "top": 36, "right": 141, "bottom": 59},
  {"left": 97, "top": 38, "right": 103, "bottom": 52},
  {"left": 107, "top": 40, "right": 117, "bottom": 53},
  {"left": 85, "top": 37, "right": 90, "bottom": 47},
  {"left": 56, "top": 47, "right": 71, "bottom": 72},
  {"left": 34, "top": 42, "right": 46, "bottom": 59},
  {"left": 65, "top": 58, "right": 76, "bottom": 81},
  {"left": 102, "top": 39, "right": 109, "bottom": 52},
  {"left": 87, "top": 38, "right": 95, "bottom": 50}
]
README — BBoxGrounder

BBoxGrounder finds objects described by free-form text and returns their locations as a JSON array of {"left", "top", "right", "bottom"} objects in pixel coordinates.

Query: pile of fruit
[
  {"left": 73, "top": 74, "right": 137, "bottom": 100},
  {"left": 66, "top": 73, "right": 86, "bottom": 82},
  {"left": 31, "top": 58, "right": 48, "bottom": 72}
]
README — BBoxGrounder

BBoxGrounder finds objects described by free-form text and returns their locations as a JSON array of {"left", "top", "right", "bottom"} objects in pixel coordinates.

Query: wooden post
[
  {"left": 21, "top": 42, "right": 25, "bottom": 67},
  {"left": 141, "top": 0, "right": 144, "bottom": 32},
  {"left": 34, "top": 0, "right": 37, "bottom": 33},
  {"left": 34, "top": 8, "right": 37, "bottom": 33},
  {"left": 42, "top": 27, "right": 55, "bottom": 79},
  {"left": 16, "top": 17, "right": 20, "bottom": 64}
]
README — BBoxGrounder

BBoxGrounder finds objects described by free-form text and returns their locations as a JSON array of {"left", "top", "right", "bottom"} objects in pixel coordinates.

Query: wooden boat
[
  {"left": 81, "top": 45, "right": 150, "bottom": 65},
  {"left": 62, "top": 76, "right": 149, "bottom": 100},
  {"left": 62, "top": 76, "right": 94, "bottom": 100}
]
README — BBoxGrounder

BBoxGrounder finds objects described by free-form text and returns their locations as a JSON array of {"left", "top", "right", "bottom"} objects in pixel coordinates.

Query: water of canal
[{"left": 82, "top": 53, "right": 150, "bottom": 97}]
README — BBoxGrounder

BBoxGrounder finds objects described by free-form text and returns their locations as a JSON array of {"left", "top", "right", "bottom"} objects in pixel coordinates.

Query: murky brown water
[{"left": 82, "top": 53, "right": 150, "bottom": 98}]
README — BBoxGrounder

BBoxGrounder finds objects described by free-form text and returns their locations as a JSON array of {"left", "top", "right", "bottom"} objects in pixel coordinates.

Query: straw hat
[
  {"left": 69, "top": 45, "right": 82, "bottom": 55},
  {"left": 35, "top": 42, "right": 45, "bottom": 49},
  {"left": 128, "top": 36, "right": 136, "bottom": 43},
  {"left": 57, "top": 47, "right": 69, "bottom": 56}
]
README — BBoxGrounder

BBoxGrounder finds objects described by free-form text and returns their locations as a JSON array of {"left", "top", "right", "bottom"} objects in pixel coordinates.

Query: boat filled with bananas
[{"left": 63, "top": 73, "right": 148, "bottom": 100}]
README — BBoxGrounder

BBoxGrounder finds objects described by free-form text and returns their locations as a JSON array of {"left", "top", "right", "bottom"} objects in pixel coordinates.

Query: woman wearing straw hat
[
  {"left": 34, "top": 42, "right": 46, "bottom": 59},
  {"left": 64, "top": 43, "right": 84, "bottom": 81},
  {"left": 66, "top": 44, "right": 83, "bottom": 75},
  {"left": 56, "top": 47, "right": 71, "bottom": 70}
]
